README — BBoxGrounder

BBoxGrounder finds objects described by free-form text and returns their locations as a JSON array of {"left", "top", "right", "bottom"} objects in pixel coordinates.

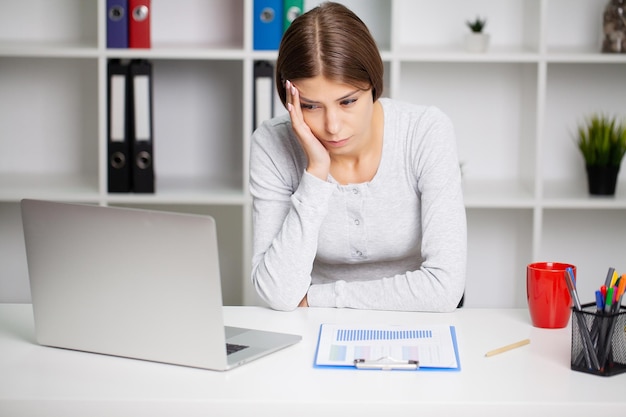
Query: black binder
[
  {"left": 107, "top": 59, "right": 131, "bottom": 193},
  {"left": 128, "top": 59, "right": 155, "bottom": 193},
  {"left": 253, "top": 60, "right": 275, "bottom": 131}
]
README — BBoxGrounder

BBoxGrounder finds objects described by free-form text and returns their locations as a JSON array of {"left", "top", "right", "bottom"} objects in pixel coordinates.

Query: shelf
[
  {"left": 150, "top": 59, "right": 244, "bottom": 191},
  {"left": 542, "top": 181, "right": 626, "bottom": 209},
  {"left": 545, "top": 47, "right": 626, "bottom": 63},
  {"left": 0, "top": 57, "right": 99, "bottom": 183},
  {"left": 0, "top": 0, "right": 98, "bottom": 49},
  {"left": 105, "top": 177, "right": 247, "bottom": 206},
  {"left": 393, "top": 0, "right": 541, "bottom": 54},
  {"left": 392, "top": 46, "right": 626, "bottom": 64},
  {"left": 544, "top": 0, "right": 607, "bottom": 54},
  {"left": 1, "top": 0, "right": 625, "bottom": 308},
  {"left": 393, "top": 45, "right": 540, "bottom": 63},
  {"left": 105, "top": 46, "right": 247, "bottom": 60},
  {"left": 0, "top": 41, "right": 98, "bottom": 58},
  {"left": 396, "top": 61, "right": 538, "bottom": 189},
  {"left": 151, "top": 0, "right": 244, "bottom": 51},
  {"left": 463, "top": 180, "right": 535, "bottom": 208},
  {"left": 0, "top": 174, "right": 100, "bottom": 203}
]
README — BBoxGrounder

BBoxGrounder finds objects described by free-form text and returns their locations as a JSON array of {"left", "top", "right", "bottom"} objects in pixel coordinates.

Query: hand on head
[{"left": 285, "top": 80, "right": 331, "bottom": 181}]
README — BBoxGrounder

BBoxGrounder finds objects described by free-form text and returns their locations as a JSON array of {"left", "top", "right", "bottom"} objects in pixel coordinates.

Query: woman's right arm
[
  {"left": 250, "top": 81, "right": 336, "bottom": 310},
  {"left": 249, "top": 124, "right": 334, "bottom": 311}
]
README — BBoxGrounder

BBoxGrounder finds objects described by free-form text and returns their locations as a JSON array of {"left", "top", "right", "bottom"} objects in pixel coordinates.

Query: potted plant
[
  {"left": 465, "top": 16, "right": 490, "bottom": 53},
  {"left": 575, "top": 114, "right": 626, "bottom": 195}
]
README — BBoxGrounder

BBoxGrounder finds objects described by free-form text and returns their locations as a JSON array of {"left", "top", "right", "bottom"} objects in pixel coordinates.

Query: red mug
[{"left": 526, "top": 262, "right": 575, "bottom": 328}]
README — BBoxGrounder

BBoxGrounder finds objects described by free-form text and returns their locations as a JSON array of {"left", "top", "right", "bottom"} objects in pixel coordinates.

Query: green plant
[
  {"left": 575, "top": 114, "right": 626, "bottom": 167},
  {"left": 466, "top": 16, "right": 487, "bottom": 33}
]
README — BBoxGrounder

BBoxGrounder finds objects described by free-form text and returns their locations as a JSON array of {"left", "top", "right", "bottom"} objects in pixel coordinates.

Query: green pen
[{"left": 604, "top": 287, "right": 614, "bottom": 314}]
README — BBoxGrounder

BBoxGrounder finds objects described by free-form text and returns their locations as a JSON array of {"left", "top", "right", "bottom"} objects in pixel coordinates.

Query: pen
[
  {"left": 566, "top": 267, "right": 600, "bottom": 370},
  {"left": 586, "top": 290, "right": 605, "bottom": 358},
  {"left": 575, "top": 293, "right": 603, "bottom": 368},
  {"left": 565, "top": 267, "right": 582, "bottom": 311},
  {"left": 595, "top": 290, "right": 605, "bottom": 312},
  {"left": 599, "top": 286, "right": 620, "bottom": 370},
  {"left": 617, "top": 274, "right": 626, "bottom": 296},
  {"left": 599, "top": 275, "right": 626, "bottom": 370},
  {"left": 609, "top": 271, "right": 619, "bottom": 288},
  {"left": 597, "top": 287, "right": 614, "bottom": 369},
  {"left": 604, "top": 287, "right": 614, "bottom": 314},
  {"left": 604, "top": 267, "right": 615, "bottom": 288},
  {"left": 485, "top": 339, "right": 530, "bottom": 357},
  {"left": 614, "top": 277, "right": 626, "bottom": 313}
]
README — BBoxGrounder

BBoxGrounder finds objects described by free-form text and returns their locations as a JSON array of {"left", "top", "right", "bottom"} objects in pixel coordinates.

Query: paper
[{"left": 314, "top": 323, "right": 460, "bottom": 370}]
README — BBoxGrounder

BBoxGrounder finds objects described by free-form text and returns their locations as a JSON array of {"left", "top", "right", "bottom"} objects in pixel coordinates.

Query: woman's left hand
[{"left": 297, "top": 294, "right": 309, "bottom": 307}]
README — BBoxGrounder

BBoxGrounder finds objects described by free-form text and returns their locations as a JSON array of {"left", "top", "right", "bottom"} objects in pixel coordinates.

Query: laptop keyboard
[{"left": 226, "top": 343, "right": 249, "bottom": 355}]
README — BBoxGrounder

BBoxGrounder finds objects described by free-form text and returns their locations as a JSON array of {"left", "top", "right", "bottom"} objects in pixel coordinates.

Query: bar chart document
[{"left": 314, "top": 324, "right": 460, "bottom": 371}]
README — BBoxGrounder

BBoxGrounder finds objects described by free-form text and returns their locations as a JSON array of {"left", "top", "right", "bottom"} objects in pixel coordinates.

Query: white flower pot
[{"left": 465, "top": 33, "right": 490, "bottom": 53}]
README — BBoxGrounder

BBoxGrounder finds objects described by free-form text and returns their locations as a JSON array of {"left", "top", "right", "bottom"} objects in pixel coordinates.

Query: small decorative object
[
  {"left": 575, "top": 114, "right": 626, "bottom": 195},
  {"left": 465, "top": 16, "right": 490, "bottom": 53},
  {"left": 602, "top": 0, "right": 626, "bottom": 53}
]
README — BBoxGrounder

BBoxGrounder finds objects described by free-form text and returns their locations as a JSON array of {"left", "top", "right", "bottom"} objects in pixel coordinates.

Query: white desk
[{"left": 0, "top": 304, "right": 624, "bottom": 417}]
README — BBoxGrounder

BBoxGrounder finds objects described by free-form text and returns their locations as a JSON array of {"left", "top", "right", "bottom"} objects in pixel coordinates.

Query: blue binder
[
  {"left": 106, "top": 0, "right": 128, "bottom": 48},
  {"left": 254, "top": 0, "right": 283, "bottom": 50}
]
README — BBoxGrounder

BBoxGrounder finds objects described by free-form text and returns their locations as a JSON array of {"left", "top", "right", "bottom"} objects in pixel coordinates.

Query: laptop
[{"left": 20, "top": 199, "right": 301, "bottom": 371}]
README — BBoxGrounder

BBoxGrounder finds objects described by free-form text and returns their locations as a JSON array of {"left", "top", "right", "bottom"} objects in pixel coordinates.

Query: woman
[{"left": 249, "top": 2, "right": 466, "bottom": 312}]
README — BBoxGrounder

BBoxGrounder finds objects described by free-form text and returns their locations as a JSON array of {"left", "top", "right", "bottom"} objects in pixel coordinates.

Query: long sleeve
[
  {"left": 249, "top": 100, "right": 467, "bottom": 312},
  {"left": 306, "top": 103, "right": 466, "bottom": 312},
  {"left": 249, "top": 116, "right": 335, "bottom": 311}
]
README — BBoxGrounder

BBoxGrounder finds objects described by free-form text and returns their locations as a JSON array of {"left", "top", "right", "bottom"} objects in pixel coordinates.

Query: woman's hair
[{"left": 275, "top": 2, "right": 384, "bottom": 106}]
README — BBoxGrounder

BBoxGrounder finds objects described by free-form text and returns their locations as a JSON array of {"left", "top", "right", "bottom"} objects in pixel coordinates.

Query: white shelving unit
[{"left": 1, "top": 0, "right": 625, "bottom": 307}]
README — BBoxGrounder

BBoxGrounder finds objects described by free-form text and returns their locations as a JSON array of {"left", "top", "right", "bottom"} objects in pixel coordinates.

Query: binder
[
  {"left": 129, "top": 0, "right": 151, "bottom": 48},
  {"left": 107, "top": 59, "right": 131, "bottom": 193},
  {"left": 253, "top": 0, "right": 283, "bottom": 50},
  {"left": 253, "top": 61, "right": 275, "bottom": 131},
  {"left": 128, "top": 59, "right": 155, "bottom": 193},
  {"left": 283, "top": 0, "right": 303, "bottom": 31},
  {"left": 106, "top": 0, "right": 128, "bottom": 48}
]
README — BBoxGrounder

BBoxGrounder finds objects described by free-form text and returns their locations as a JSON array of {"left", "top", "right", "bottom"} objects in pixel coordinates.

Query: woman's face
[{"left": 292, "top": 75, "right": 376, "bottom": 156}]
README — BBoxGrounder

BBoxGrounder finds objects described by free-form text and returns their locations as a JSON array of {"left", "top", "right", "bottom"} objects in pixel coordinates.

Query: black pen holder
[{"left": 571, "top": 302, "right": 626, "bottom": 376}]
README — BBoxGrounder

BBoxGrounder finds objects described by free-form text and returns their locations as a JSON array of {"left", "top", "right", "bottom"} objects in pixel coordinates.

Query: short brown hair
[{"left": 275, "top": 2, "right": 384, "bottom": 106}]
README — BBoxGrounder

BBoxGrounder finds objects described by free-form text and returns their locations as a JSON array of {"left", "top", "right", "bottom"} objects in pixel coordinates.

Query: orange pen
[{"left": 616, "top": 274, "right": 626, "bottom": 304}]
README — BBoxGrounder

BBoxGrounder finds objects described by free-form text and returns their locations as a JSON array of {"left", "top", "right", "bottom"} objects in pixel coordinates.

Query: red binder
[{"left": 129, "top": 0, "right": 151, "bottom": 48}]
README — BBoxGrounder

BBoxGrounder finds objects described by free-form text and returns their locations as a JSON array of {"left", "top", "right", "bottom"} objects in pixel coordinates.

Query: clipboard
[{"left": 314, "top": 323, "right": 461, "bottom": 371}]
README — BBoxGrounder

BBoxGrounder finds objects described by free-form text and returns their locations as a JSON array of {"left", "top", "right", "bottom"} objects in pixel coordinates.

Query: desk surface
[{"left": 1, "top": 304, "right": 624, "bottom": 417}]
